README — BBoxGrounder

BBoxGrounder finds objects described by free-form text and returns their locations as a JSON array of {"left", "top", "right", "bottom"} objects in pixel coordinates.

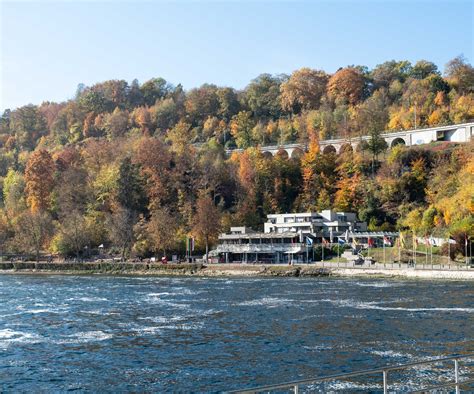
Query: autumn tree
[
  {"left": 146, "top": 207, "right": 179, "bottom": 257},
  {"left": 166, "top": 121, "right": 194, "bottom": 155},
  {"left": 133, "top": 106, "right": 152, "bottom": 134},
  {"left": 185, "top": 84, "right": 220, "bottom": 125},
  {"left": 445, "top": 55, "right": 474, "bottom": 94},
  {"left": 280, "top": 68, "right": 328, "bottom": 113},
  {"left": 328, "top": 67, "right": 366, "bottom": 105},
  {"left": 133, "top": 136, "right": 172, "bottom": 209},
  {"left": 107, "top": 207, "right": 136, "bottom": 261},
  {"left": 12, "top": 210, "right": 53, "bottom": 261},
  {"left": 230, "top": 111, "right": 256, "bottom": 148},
  {"left": 192, "top": 191, "right": 221, "bottom": 262},
  {"left": 10, "top": 105, "right": 48, "bottom": 150},
  {"left": 25, "top": 149, "right": 55, "bottom": 213}
]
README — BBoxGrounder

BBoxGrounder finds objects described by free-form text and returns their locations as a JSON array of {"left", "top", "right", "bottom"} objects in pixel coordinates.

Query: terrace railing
[{"left": 230, "top": 353, "right": 474, "bottom": 393}]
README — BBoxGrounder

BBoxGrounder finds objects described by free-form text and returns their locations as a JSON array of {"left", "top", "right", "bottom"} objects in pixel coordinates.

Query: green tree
[
  {"left": 117, "top": 157, "right": 147, "bottom": 214},
  {"left": 244, "top": 74, "right": 286, "bottom": 119},
  {"left": 10, "top": 105, "right": 48, "bottom": 150},
  {"left": 230, "top": 111, "right": 256, "bottom": 148}
]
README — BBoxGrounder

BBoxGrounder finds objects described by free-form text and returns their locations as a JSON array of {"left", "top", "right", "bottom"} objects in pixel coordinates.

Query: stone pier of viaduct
[{"left": 226, "top": 122, "right": 474, "bottom": 159}]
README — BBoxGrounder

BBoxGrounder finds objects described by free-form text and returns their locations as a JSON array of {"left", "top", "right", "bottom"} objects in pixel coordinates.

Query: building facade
[
  {"left": 211, "top": 210, "right": 368, "bottom": 264},
  {"left": 264, "top": 210, "right": 367, "bottom": 238}
]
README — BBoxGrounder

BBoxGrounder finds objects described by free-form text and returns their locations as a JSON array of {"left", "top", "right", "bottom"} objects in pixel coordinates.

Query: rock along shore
[{"left": 1, "top": 261, "right": 474, "bottom": 280}]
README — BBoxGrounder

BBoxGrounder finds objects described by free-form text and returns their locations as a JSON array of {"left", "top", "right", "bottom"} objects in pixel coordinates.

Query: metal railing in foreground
[{"left": 230, "top": 353, "right": 474, "bottom": 394}]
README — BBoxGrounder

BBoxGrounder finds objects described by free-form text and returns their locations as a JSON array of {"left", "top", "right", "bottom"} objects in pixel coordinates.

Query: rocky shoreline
[
  {"left": 0, "top": 261, "right": 473, "bottom": 280},
  {"left": 0, "top": 261, "right": 331, "bottom": 277}
]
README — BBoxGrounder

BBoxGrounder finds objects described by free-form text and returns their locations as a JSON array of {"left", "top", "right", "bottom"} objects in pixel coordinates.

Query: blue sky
[{"left": 1, "top": 0, "right": 472, "bottom": 111}]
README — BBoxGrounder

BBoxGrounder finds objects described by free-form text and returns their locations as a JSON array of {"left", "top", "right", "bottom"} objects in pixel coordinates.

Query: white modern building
[
  {"left": 211, "top": 210, "right": 368, "bottom": 263},
  {"left": 264, "top": 210, "right": 367, "bottom": 237}
]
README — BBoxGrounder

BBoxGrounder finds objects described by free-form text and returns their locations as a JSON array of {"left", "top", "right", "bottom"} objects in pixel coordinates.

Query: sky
[{"left": 0, "top": 0, "right": 473, "bottom": 111}]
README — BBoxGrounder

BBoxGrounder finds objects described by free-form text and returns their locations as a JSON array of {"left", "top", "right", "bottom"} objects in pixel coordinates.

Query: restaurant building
[{"left": 211, "top": 210, "right": 368, "bottom": 264}]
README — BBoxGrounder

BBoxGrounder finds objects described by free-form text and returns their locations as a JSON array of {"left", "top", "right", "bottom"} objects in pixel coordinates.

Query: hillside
[{"left": 0, "top": 57, "right": 473, "bottom": 259}]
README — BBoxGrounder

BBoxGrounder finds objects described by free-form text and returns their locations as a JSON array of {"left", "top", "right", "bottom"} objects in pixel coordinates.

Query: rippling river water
[{"left": 0, "top": 275, "right": 473, "bottom": 391}]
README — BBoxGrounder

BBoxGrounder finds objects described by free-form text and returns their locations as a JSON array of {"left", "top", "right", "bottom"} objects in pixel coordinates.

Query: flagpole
[
  {"left": 466, "top": 234, "right": 468, "bottom": 266},
  {"left": 430, "top": 235, "right": 433, "bottom": 268},
  {"left": 425, "top": 236, "right": 428, "bottom": 266},
  {"left": 337, "top": 242, "right": 340, "bottom": 267},
  {"left": 448, "top": 232, "right": 450, "bottom": 265},
  {"left": 306, "top": 238, "right": 309, "bottom": 264},
  {"left": 322, "top": 238, "right": 324, "bottom": 262},
  {"left": 367, "top": 237, "right": 370, "bottom": 259},
  {"left": 383, "top": 236, "right": 386, "bottom": 265},
  {"left": 398, "top": 233, "right": 401, "bottom": 264}
]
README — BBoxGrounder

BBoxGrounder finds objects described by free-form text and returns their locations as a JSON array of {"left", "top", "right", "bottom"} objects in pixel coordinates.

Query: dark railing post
[{"left": 454, "top": 359, "right": 460, "bottom": 394}]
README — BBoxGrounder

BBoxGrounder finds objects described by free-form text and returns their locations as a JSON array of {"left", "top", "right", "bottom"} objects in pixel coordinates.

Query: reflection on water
[{"left": 0, "top": 275, "right": 473, "bottom": 391}]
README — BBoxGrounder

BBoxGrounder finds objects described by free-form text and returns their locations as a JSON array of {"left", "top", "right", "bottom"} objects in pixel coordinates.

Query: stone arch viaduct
[{"left": 226, "top": 122, "right": 474, "bottom": 159}]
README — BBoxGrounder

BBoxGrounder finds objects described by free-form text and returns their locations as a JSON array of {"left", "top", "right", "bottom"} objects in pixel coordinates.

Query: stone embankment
[
  {"left": 0, "top": 261, "right": 330, "bottom": 277},
  {"left": 0, "top": 261, "right": 473, "bottom": 280}
]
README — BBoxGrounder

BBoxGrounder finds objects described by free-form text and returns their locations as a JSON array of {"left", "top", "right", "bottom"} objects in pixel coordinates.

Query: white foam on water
[
  {"left": 318, "top": 298, "right": 474, "bottom": 313},
  {"left": 354, "top": 281, "right": 401, "bottom": 288},
  {"left": 158, "top": 322, "right": 205, "bottom": 330},
  {"left": 0, "top": 329, "right": 22, "bottom": 339},
  {"left": 371, "top": 350, "right": 413, "bottom": 358},
  {"left": 143, "top": 294, "right": 190, "bottom": 309},
  {"left": 140, "top": 315, "right": 188, "bottom": 324},
  {"left": 0, "top": 329, "right": 42, "bottom": 348},
  {"left": 303, "top": 345, "right": 334, "bottom": 351},
  {"left": 56, "top": 330, "right": 113, "bottom": 344},
  {"left": 85, "top": 310, "right": 120, "bottom": 316},
  {"left": 236, "top": 297, "right": 294, "bottom": 307},
  {"left": 147, "top": 292, "right": 172, "bottom": 297},
  {"left": 133, "top": 326, "right": 163, "bottom": 335},
  {"left": 15, "top": 305, "right": 69, "bottom": 314},
  {"left": 67, "top": 297, "right": 108, "bottom": 302}
]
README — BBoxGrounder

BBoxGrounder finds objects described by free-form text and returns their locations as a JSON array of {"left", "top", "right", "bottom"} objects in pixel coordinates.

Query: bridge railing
[{"left": 230, "top": 353, "right": 474, "bottom": 394}]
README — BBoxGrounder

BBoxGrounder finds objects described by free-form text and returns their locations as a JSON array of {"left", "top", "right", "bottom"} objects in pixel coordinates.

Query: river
[{"left": 0, "top": 275, "right": 473, "bottom": 391}]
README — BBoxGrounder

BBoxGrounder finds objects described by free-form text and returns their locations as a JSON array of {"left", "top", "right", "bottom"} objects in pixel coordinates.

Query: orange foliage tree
[{"left": 25, "top": 149, "right": 55, "bottom": 213}]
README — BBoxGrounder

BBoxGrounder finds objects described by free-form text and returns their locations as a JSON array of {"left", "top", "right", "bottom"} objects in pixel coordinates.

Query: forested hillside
[{"left": 0, "top": 57, "right": 473, "bottom": 259}]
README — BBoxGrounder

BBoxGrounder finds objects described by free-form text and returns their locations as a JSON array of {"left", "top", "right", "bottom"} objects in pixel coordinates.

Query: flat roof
[{"left": 219, "top": 232, "right": 301, "bottom": 240}]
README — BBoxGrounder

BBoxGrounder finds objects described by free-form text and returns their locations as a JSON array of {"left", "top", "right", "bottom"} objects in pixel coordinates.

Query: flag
[
  {"left": 187, "top": 237, "right": 195, "bottom": 252},
  {"left": 399, "top": 232, "right": 406, "bottom": 248},
  {"left": 352, "top": 237, "right": 358, "bottom": 249},
  {"left": 306, "top": 237, "right": 313, "bottom": 246}
]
